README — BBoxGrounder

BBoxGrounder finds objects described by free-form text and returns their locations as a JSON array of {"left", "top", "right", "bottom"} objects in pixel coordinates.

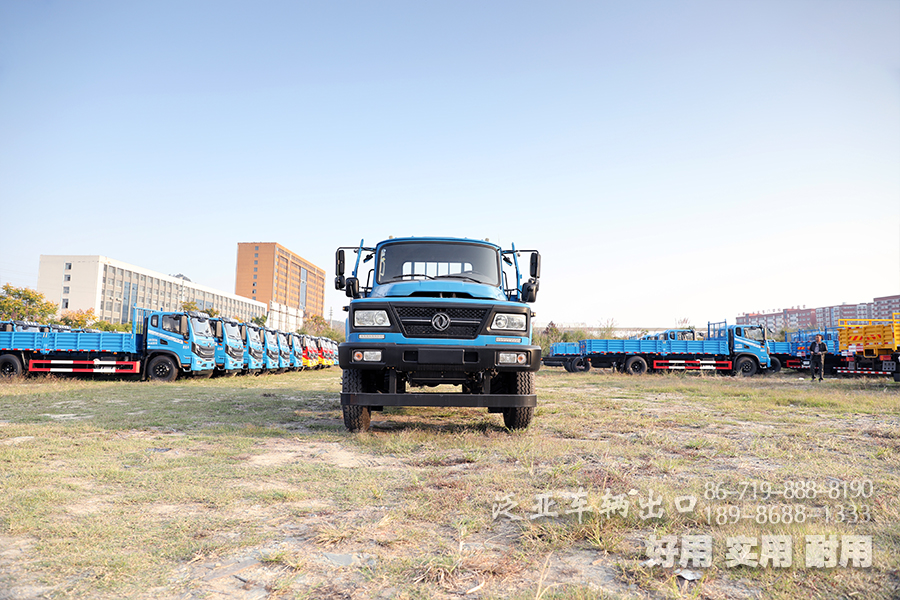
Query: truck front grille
[{"left": 395, "top": 306, "right": 488, "bottom": 339}]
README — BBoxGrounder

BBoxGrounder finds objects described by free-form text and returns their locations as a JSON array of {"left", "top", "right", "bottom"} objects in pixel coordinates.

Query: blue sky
[{"left": 1, "top": 0, "right": 898, "bottom": 327}]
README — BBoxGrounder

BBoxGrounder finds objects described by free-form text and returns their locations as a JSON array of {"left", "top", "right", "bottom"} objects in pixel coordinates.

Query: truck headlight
[
  {"left": 354, "top": 310, "right": 390, "bottom": 327},
  {"left": 492, "top": 313, "right": 526, "bottom": 331}
]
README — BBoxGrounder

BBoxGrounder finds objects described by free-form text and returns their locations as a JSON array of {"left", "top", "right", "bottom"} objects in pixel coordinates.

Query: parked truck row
[
  {"left": 0, "top": 307, "right": 337, "bottom": 382},
  {"left": 544, "top": 313, "right": 900, "bottom": 382}
]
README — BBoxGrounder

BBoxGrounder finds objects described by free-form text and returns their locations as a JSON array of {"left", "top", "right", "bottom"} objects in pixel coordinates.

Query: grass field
[{"left": 1, "top": 368, "right": 898, "bottom": 599}]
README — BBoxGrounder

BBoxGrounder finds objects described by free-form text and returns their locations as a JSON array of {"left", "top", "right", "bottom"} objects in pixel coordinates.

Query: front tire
[
  {"left": 768, "top": 357, "right": 782, "bottom": 374},
  {"left": 147, "top": 355, "right": 178, "bottom": 382},
  {"left": 341, "top": 369, "right": 371, "bottom": 432},
  {"left": 502, "top": 372, "right": 535, "bottom": 430},
  {"left": 0, "top": 354, "right": 23, "bottom": 378},
  {"left": 735, "top": 356, "right": 757, "bottom": 377}
]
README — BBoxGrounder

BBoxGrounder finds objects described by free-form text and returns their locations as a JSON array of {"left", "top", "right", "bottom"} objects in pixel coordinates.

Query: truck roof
[{"left": 377, "top": 237, "right": 501, "bottom": 249}]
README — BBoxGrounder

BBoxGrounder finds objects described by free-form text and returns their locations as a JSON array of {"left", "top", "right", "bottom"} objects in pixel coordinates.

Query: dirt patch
[{"left": 244, "top": 439, "right": 402, "bottom": 469}]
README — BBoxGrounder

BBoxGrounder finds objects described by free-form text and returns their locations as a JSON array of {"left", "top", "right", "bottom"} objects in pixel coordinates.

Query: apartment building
[
  {"left": 234, "top": 242, "right": 325, "bottom": 331},
  {"left": 737, "top": 295, "right": 900, "bottom": 330},
  {"left": 874, "top": 294, "right": 900, "bottom": 319},
  {"left": 37, "top": 255, "right": 267, "bottom": 325}
]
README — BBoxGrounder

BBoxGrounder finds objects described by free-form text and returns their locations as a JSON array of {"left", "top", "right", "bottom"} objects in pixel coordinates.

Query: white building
[
  {"left": 266, "top": 301, "right": 305, "bottom": 333},
  {"left": 37, "top": 255, "right": 267, "bottom": 325}
]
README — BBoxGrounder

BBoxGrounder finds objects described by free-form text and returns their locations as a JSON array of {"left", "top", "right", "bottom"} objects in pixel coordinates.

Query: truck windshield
[
  {"left": 247, "top": 328, "right": 261, "bottom": 345},
  {"left": 265, "top": 331, "right": 277, "bottom": 346},
  {"left": 223, "top": 322, "right": 241, "bottom": 340},
  {"left": 190, "top": 317, "right": 213, "bottom": 338},
  {"left": 742, "top": 327, "right": 765, "bottom": 342},
  {"left": 377, "top": 241, "right": 500, "bottom": 286}
]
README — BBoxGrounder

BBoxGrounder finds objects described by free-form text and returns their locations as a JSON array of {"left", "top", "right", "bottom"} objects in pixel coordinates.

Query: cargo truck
[
  {"left": 836, "top": 315, "right": 899, "bottom": 380},
  {"left": 335, "top": 236, "right": 541, "bottom": 432},
  {"left": 209, "top": 317, "right": 246, "bottom": 376},
  {"left": 0, "top": 307, "right": 215, "bottom": 381},
  {"left": 575, "top": 321, "right": 771, "bottom": 375},
  {"left": 240, "top": 322, "right": 264, "bottom": 374}
]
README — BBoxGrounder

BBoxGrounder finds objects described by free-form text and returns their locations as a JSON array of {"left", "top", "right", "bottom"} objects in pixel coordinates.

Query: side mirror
[
  {"left": 334, "top": 275, "right": 345, "bottom": 290},
  {"left": 345, "top": 277, "right": 360, "bottom": 299},
  {"left": 530, "top": 253, "right": 541, "bottom": 279},
  {"left": 180, "top": 315, "right": 189, "bottom": 339},
  {"left": 336, "top": 249, "right": 345, "bottom": 276},
  {"left": 522, "top": 280, "right": 539, "bottom": 303}
]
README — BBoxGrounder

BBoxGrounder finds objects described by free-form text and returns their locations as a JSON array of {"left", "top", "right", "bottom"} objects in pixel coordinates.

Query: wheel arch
[{"left": 142, "top": 350, "right": 186, "bottom": 379}]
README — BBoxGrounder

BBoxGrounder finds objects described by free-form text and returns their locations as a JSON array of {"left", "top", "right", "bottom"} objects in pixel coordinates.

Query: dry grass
[{"left": 0, "top": 367, "right": 898, "bottom": 598}]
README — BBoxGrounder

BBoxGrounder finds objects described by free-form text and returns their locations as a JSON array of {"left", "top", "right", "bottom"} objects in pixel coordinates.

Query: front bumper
[
  {"left": 341, "top": 391, "right": 536, "bottom": 408},
  {"left": 338, "top": 342, "right": 542, "bottom": 372}
]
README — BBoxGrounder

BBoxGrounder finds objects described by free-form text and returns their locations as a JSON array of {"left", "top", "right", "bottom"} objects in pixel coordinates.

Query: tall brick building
[{"left": 234, "top": 243, "right": 325, "bottom": 331}]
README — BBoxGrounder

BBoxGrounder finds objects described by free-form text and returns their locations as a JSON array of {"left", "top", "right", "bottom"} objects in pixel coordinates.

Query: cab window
[{"left": 161, "top": 315, "right": 181, "bottom": 334}]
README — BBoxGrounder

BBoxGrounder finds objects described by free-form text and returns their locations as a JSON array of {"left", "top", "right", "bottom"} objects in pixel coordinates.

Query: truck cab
[
  {"left": 138, "top": 309, "right": 216, "bottom": 380},
  {"left": 335, "top": 237, "right": 541, "bottom": 432},
  {"left": 276, "top": 330, "right": 292, "bottom": 372},
  {"left": 210, "top": 317, "right": 245, "bottom": 376},
  {"left": 708, "top": 321, "right": 771, "bottom": 376},
  {"left": 288, "top": 333, "right": 305, "bottom": 370},
  {"left": 303, "top": 335, "right": 318, "bottom": 369},
  {"left": 240, "top": 323, "right": 264, "bottom": 374},
  {"left": 260, "top": 328, "right": 281, "bottom": 372}
]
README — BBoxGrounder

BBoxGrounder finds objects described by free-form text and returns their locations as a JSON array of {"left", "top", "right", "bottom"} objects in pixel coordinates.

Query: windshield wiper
[
  {"left": 384, "top": 274, "right": 435, "bottom": 281},
  {"left": 434, "top": 274, "right": 486, "bottom": 283}
]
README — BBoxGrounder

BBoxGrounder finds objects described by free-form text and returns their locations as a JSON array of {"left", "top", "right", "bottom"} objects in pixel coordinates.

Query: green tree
[
  {"left": 92, "top": 320, "right": 131, "bottom": 332},
  {"left": 301, "top": 315, "right": 328, "bottom": 336},
  {"left": 181, "top": 301, "right": 199, "bottom": 312},
  {"left": 202, "top": 307, "right": 219, "bottom": 318},
  {"left": 60, "top": 308, "right": 97, "bottom": 328},
  {"left": 251, "top": 314, "right": 267, "bottom": 327},
  {"left": 0, "top": 284, "right": 59, "bottom": 322}
]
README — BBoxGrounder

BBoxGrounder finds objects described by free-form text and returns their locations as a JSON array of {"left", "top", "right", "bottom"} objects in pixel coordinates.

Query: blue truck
[
  {"left": 764, "top": 328, "right": 839, "bottom": 373},
  {"left": 549, "top": 321, "right": 772, "bottom": 376},
  {"left": 542, "top": 342, "right": 587, "bottom": 372},
  {"left": 209, "top": 317, "right": 246, "bottom": 376},
  {"left": 276, "top": 330, "right": 292, "bottom": 372},
  {"left": 239, "top": 322, "right": 265, "bottom": 374},
  {"left": 335, "top": 237, "right": 542, "bottom": 432},
  {"left": 259, "top": 328, "right": 281, "bottom": 373},
  {"left": 288, "top": 333, "right": 305, "bottom": 371},
  {"left": 0, "top": 307, "right": 215, "bottom": 381}
]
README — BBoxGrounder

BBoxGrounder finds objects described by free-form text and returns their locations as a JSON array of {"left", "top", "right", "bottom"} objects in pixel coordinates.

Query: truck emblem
[{"left": 431, "top": 312, "right": 451, "bottom": 331}]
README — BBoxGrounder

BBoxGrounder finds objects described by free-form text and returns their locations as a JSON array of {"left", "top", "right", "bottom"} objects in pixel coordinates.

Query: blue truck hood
[{"left": 370, "top": 280, "right": 507, "bottom": 301}]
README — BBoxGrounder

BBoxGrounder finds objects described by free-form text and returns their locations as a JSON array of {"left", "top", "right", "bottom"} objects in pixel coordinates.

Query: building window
[
  {"left": 254, "top": 260, "right": 258, "bottom": 265},
  {"left": 65, "top": 263, "right": 72, "bottom": 270},
  {"left": 64, "top": 274, "right": 71, "bottom": 282},
  {"left": 255, "top": 246, "right": 259, "bottom": 251},
  {"left": 63, "top": 287, "right": 70, "bottom": 294},
  {"left": 62, "top": 299, "right": 69, "bottom": 309},
  {"left": 253, "top": 267, "right": 257, "bottom": 272}
]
